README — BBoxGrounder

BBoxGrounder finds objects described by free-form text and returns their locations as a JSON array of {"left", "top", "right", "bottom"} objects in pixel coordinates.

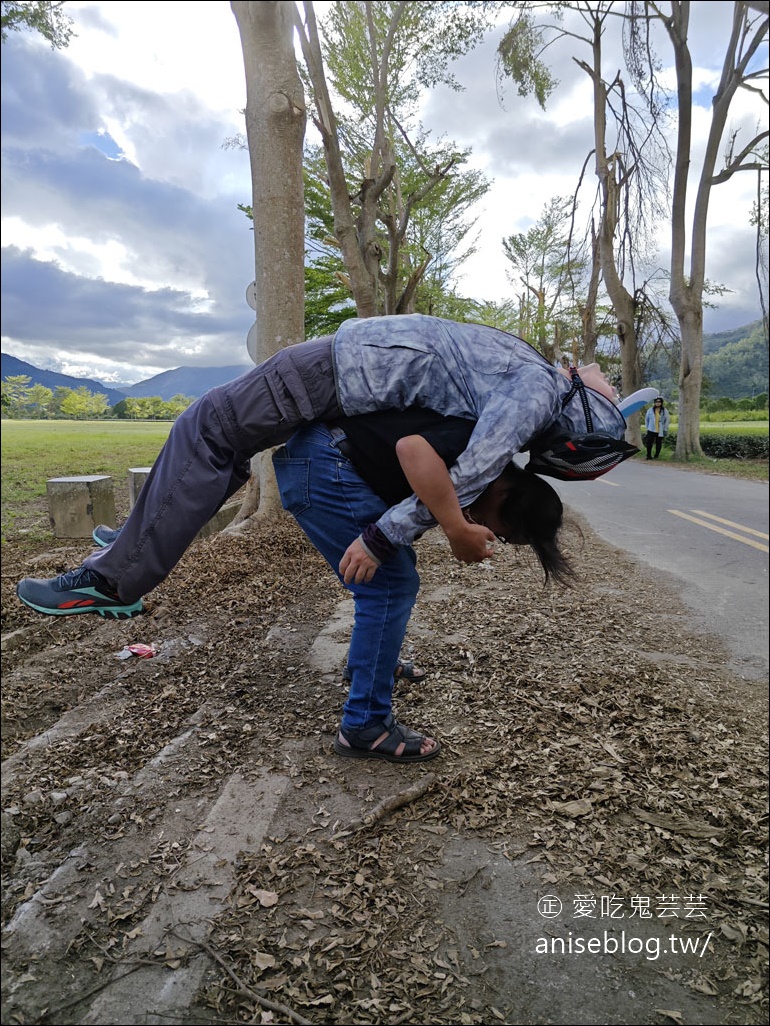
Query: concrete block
[
  {"left": 47, "top": 476, "right": 116, "bottom": 539},
  {"left": 128, "top": 467, "right": 153, "bottom": 508},
  {"left": 197, "top": 500, "right": 241, "bottom": 540}
]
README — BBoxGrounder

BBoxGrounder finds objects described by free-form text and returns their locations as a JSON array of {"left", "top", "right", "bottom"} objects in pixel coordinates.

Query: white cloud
[{"left": 69, "top": 1, "right": 246, "bottom": 114}]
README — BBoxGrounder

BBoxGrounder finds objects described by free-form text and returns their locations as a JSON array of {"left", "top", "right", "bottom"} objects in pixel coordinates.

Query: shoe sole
[
  {"left": 17, "top": 593, "right": 144, "bottom": 619},
  {"left": 92, "top": 530, "right": 114, "bottom": 548}
]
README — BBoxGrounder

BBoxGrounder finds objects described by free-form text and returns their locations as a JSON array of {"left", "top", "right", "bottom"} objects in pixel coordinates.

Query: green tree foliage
[
  {"left": 304, "top": 263, "right": 358, "bottom": 338},
  {"left": 26, "top": 383, "right": 55, "bottom": 418},
  {"left": 1, "top": 0, "right": 73, "bottom": 47},
  {"left": 462, "top": 298, "right": 521, "bottom": 332},
  {"left": 401, "top": 137, "right": 490, "bottom": 318},
  {"left": 301, "top": 128, "right": 490, "bottom": 329},
  {"left": 495, "top": 5, "right": 559, "bottom": 108},
  {"left": 55, "top": 385, "right": 109, "bottom": 419},
  {"left": 294, "top": 0, "right": 498, "bottom": 318},
  {"left": 124, "top": 396, "right": 168, "bottom": 421},
  {"left": 1, "top": 378, "right": 195, "bottom": 421},
  {"left": 164, "top": 394, "right": 195, "bottom": 419},
  {"left": 1, "top": 375, "right": 32, "bottom": 415},
  {"left": 321, "top": 1, "right": 501, "bottom": 113},
  {"left": 113, "top": 395, "right": 195, "bottom": 420},
  {"left": 502, "top": 195, "right": 589, "bottom": 357},
  {"left": 302, "top": 151, "right": 360, "bottom": 336}
]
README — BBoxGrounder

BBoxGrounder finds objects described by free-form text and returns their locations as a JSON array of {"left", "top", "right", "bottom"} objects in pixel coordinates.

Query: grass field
[
  {"left": 1, "top": 420, "right": 172, "bottom": 541},
  {"left": 681, "top": 420, "right": 768, "bottom": 435}
]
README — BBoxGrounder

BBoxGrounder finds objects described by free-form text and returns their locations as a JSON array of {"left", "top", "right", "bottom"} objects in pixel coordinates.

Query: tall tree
[
  {"left": 1, "top": 374, "right": 31, "bottom": 417},
  {"left": 749, "top": 148, "right": 768, "bottom": 338},
  {"left": 230, "top": 2, "right": 496, "bottom": 336},
  {"left": 498, "top": 1, "right": 768, "bottom": 456},
  {"left": 230, "top": 1, "right": 307, "bottom": 520},
  {"left": 636, "top": 1, "right": 769, "bottom": 457},
  {"left": 302, "top": 148, "right": 359, "bottom": 335},
  {"left": 293, "top": 1, "right": 497, "bottom": 318},
  {"left": 26, "top": 382, "right": 54, "bottom": 418},
  {"left": 55, "top": 385, "right": 108, "bottom": 419},
  {"left": 498, "top": 2, "right": 670, "bottom": 446}
]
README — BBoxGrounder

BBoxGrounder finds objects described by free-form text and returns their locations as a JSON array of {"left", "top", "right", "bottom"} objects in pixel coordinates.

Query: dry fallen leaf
[
  {"left": 247, "top": 887, "right": 279, "bottom": 907},
  {"left": 632, "top": 808, "right": 726, "bottom": 838},
  {"left": 550, "top": 798, "right": 593, "bottom": 818}
]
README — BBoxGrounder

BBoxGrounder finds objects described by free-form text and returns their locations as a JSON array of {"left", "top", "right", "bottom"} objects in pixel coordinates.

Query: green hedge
[{"left": 664, "top": 433, "right": 769, "bottom": 459}]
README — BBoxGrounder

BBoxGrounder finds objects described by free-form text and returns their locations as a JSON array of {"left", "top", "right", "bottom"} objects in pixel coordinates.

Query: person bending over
[{"left": 17, "top": 314, "right": 625, "bottom": 619}]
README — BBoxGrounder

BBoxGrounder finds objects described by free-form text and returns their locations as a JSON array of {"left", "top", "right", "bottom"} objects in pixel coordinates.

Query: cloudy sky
[{"left": 1, "top": 1, "right": 766, "bottom": 385}]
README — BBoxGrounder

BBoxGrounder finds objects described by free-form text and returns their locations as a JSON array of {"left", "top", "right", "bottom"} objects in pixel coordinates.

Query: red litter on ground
[{"left": 116, "top": 643, "right": 158, "bottom": 660}]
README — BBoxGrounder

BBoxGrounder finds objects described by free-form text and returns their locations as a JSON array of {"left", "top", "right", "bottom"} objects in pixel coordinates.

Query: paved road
[{"left": 549, "top": 459, "right": 769, "bottom": 682}]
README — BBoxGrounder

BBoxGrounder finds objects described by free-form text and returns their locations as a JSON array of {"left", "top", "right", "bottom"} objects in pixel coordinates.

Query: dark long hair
[{"left": 498, "top": 465, "right": 575, "bottom": 586}]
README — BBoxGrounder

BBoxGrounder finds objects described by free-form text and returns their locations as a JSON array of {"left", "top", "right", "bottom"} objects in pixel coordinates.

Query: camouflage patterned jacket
[{"left": 332, "top": 314, "right": 625, "bottom": 547}]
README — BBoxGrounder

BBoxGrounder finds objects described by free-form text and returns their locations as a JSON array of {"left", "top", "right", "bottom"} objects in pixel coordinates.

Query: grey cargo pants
[{"left": 84, "top": 337, "right": 341, "bottom": 603}]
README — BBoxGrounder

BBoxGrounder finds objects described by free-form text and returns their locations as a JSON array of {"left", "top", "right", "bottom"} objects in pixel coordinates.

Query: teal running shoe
[
  {"left": 16, "top": 566, "right": 143, "bottom": 619},
  {"left": 92, "top": 524, "right": 121, "bottom": 547}
]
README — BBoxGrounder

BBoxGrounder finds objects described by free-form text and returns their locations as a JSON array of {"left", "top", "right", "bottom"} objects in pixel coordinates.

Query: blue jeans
[{"left": 273, "top": 424, "right": 420, "bottom": 731}]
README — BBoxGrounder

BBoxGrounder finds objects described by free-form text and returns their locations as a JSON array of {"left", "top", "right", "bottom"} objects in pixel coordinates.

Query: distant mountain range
[
  {"left": 647, "top": 319, "right": 767, "bottom": 399},
  {"left": 2, "top": 318, "right": 766, "bottom": 404},
  {"left": 0, "top": 354, "right": 252, "bottom": 403}
]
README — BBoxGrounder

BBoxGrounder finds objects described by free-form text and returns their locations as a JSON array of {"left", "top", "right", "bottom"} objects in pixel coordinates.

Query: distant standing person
[{"left": 644, "top": 397, "right": 670, "bottom": 460}]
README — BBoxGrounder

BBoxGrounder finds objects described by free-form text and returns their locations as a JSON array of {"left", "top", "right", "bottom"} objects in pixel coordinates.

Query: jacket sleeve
[{"left": 373, "top": 371, "right": 562, "bottom": 547}]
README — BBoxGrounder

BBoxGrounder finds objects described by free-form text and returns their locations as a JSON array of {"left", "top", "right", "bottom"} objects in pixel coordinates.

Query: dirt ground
[{"left": 1, "top": 496, "right": 768, "bottom": 1026}]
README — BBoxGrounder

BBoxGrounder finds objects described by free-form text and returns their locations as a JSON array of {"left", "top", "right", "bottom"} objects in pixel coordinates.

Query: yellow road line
[
  {"left": 689, "top": 509, "right": 769, "bottom": 540},
  {"left": 667, "top": 510, "right": 769, "bottom": 552}
]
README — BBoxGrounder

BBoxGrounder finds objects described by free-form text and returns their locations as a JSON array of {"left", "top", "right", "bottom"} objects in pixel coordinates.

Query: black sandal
[
  {"left": 393, "top": 659, "right": 427, "bottom": 684},
  {"left": 333, "top": 712, "right": 441, "bottom": 763}
]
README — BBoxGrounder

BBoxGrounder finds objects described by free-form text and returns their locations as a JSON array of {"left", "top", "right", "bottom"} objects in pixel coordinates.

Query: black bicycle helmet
[
  {"left": 527, "top": 367, "right": 639, "bottom": 480},
  {"left": 527, "top": 428, "right": 639, "bottom": 481}
]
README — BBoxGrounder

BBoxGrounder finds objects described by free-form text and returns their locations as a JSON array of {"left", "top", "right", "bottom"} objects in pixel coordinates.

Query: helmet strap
[{"left": 562, "top": 367, "right": 594, "bottom": 432}]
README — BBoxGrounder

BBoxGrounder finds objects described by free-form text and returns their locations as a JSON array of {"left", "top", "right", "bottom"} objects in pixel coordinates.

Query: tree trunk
[
  {"left": 231, "top": 1, "right": 307, "bottom": 522},
  {"left": 294, "top": 2, "right": 447, "bottom": 320},
  {"left": 586, "top": 22, "right": 642, "bottom": 433},
  {"left": 580, "top": 225, "right": 601, "bottom": 365},
  {"left": 294, "top": 2, "right": 380, "bottom": 318},
  {"left": 676, "top": 304, "right": 705, "bottom": 457}
]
